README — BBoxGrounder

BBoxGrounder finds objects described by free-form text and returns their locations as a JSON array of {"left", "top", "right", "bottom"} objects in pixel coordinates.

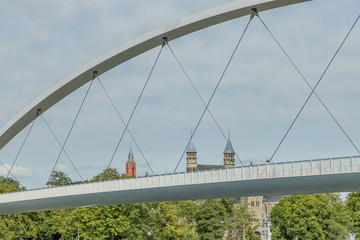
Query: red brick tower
[{"left": 125, "top": 147, "right": 136, "bottom": 177}]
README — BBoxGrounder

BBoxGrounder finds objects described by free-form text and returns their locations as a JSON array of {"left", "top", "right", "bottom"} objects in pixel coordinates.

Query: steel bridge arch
[{"left": 0, "top": 0, "right": 309, "bottom": 150}]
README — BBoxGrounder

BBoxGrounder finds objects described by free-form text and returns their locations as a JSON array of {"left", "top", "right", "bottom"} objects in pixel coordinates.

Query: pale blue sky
[{"left": 0, "top": 0, "right": 359, "bottom": 189}]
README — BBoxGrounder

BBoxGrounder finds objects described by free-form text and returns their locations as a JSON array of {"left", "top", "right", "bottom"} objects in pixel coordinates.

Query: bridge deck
[{"left": 1, "top": 156, "right": 360, "bottom": 215}]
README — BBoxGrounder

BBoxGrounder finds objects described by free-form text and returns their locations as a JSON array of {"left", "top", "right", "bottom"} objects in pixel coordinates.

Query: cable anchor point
[
  {"left": 92, "top": 70, "right": 99, "bottom": 80},
  {"left": 250, "top": 8, "right": 259, "bottom": 20},
  {"left": 36, "top": 108, "right": 42, "bottom": 117},
  {"left": 162, "top": 37, "right": 168, "bottom": 47}
]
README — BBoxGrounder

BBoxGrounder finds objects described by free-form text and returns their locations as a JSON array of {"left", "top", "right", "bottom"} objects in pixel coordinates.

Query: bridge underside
[{"left": 1, "top": 172, "right": 359, "bottom": 215}]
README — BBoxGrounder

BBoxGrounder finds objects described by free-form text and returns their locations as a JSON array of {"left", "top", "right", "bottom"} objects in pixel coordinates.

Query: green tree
[
  {"left": 119, "top": 203, "right": 155, "bottom": 239},
  {"left": 92, "top": 168, "right": 121, "bottom": 182},
  {"left": 0, "top": 212, "right": 46, "bottom": 240},
  {"left": 347, "top": 192, "right": 360, "bottom": 237},
  {"left": 150, "top": 201, "right": 184, "bottom": 239},
  {"left": 271, "top": 193, "right": 350, "bottom": 240},
  {"left": 47, "top": 170, "right": 72, "bottom": 186},
  {"left": 194, "top": 199, "right": 228, "bottom": 240},
  {"left": 45, "top": 209, "right": 79, "bottom": 239},
  {"left": 246, "top": 225, "right": 261, "bottom": 240},
  {"left": 0, "top": 176, "right": 24, "bottom": 193},
  {"left": 231, "top": 197, "right": 259, "bottom": 240},
  {"left": 176, "top": 200, "right": 200, "bottom": 239},
  {"left": 76, "top": 205, "right": 131, "bottom": 239}
]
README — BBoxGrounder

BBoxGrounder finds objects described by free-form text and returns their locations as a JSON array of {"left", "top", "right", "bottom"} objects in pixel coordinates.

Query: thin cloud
[{"left": 0, "top": 164, "right": 33, "bottom": 178}]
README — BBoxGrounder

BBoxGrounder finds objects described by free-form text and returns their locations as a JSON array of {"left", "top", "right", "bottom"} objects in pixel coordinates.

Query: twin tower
[{"left": 186, "top": 136, "right": 235, "bottom": 172}]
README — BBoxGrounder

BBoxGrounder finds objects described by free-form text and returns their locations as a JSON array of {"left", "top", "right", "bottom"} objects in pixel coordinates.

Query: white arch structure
[{"left": 0, "top": 0, "right": 310, "bottom": 150}]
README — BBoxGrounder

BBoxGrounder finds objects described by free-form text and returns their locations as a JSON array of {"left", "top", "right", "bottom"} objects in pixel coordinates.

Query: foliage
[
  {"left": 150, "top": 201, "right": 186, "bottom": 239},
  {"left": 76, "top": 205, "right": 131, "bottom": 239},
  {"left": 271, "top": 193, "right": 351, "bottom": 240},
  {"left": 92, "top": 168, "right": 122, "bottom": 182},
  {"left": 47, "top": 170, "right": 72, "bottom": 186},
  {"left": 246, "top": 225, "right": 261, "bottom": 240},
  {"left": 176, "top": 200, "right": 199, "bottom": 228},
  {"left": 347, "top": 192, "right": 360, "bottom": 237},
  {"left": 230, "top": 197, "right": 259, "bottom": 240},
  {"left": 194, "top": 199, "right": 228, "bottom": 240},
  {"left": 118, "top": 203, "right": 155, "bottom": 239},
  {"left": 0, "top": 176, "right": 24, "bottom": 193},
  {"left": 45, "top": 209, "right": 79, "bottom": 239},
  {"left": 0, "top": 212, "right": 46, "bottom": 239}
]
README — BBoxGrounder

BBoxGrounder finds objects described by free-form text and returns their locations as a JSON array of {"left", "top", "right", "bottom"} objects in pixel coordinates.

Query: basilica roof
[
  {"left": 197, "top": 164, "right": 225, "bottom": 171},
  {"left": 186, "top": 138, "right": 197, "bottom": 153},
  {"left": 223, "top": 137, "right": 235, "bottom": 154}
]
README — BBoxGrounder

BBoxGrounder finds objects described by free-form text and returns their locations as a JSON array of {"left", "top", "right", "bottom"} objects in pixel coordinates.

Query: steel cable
[
  {"left": 165, "top": 42, "right": 244, "bottom": 166},
  {"left": 46, "top": 78, "right": 94, "bottom": 185},
  {"left": 95, "top": 75, "right": 155, "bottom": 175},
  {"left": 40, "top": 115, "right": 84, "bottom": 181},
  {"left": 268, "top": 13, "right": 360, "bottom": 163},
  {"left": 174, "top": 17, "right": 252, "bottom": 173},
  {"left": 107, "top": 45, "right": 164, "bottom": 169},
  {"left": 7, "top": 117, "right": 37, "bottom": 178},
  {"left": 257, "top": 15, "right": 360, "bottom": 156}
]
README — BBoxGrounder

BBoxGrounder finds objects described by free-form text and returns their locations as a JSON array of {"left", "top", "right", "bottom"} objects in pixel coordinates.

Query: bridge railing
[
  {"left": 1, "top": 156, "right": 360, "bottom": 201},
  {"left": 252, "top": 156, "right": 360, "bottom": 179}
]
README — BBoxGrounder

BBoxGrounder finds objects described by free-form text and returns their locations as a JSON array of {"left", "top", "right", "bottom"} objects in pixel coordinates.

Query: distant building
[
  {"left": 242, "top": 195, "right": 283, "bottom": 239},
  {"left": 186, "top": 134, "right": 235, "bottom": 172},
  {"left": 186, "top": 135, "right": 283, "bottom": 240},
  {"left": 126, "top": 147, "right": 136, "bottom": 177}
]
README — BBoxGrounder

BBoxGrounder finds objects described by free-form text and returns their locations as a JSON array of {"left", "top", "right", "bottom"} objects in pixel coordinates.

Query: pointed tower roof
[
  {"left": 128, "top": 146, "right": 135, "bottom": 163},
  {"left": 186, "top": 138, "right": 197, "bottom": 153},
  {"left": 224, "top": 134, "right": 235, "bottom": 154}
]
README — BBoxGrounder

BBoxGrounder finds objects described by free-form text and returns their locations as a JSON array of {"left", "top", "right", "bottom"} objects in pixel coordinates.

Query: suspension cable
[
  {"left": 40, "top": 115, "right": 84, "bottom": 181},
  {"left": 6, "top": 114, "right": 37, "bottom": 178},
  {"left": 0, "top": 160, "right": 17, "bottom": 180},
  {"left": 46, "top": 78, "right": 94, "bottom": 185},
  {"left": 268, "top": 13, "right": 360, "bottom": 163},
  {"left": 257, "top": 14, "right": 360, "bottom": 155},
  {"left": 107, "top": 45, "right": 164, "bottom": 169},
  {"left": 95, "top": 74, "right": 155, "bottom": 175},
  {"left": 174, "top": 16, "right": 253, "bottom": 173},
  {"left": 165, "top": 41, "right": 244, "bottom": 166}
]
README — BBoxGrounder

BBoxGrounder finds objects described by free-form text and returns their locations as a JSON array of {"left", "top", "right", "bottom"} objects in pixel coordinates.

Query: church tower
[
  {"left": 186, "top": 138, "right": 198, "bottom": 172},
  {"left": 223, "top": 134, "right": 235, "bottom": 168},
  {"left": 126, "top": 146, "right": 136, "bottom": 177}
]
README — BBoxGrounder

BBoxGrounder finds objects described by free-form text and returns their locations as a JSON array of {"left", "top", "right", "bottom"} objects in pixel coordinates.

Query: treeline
[
  {"left": 0, "top": 169, "right": 260, "bottom": 240},
  {"left": 1, "top": 169, "right": 360, "bottom": 240}
]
